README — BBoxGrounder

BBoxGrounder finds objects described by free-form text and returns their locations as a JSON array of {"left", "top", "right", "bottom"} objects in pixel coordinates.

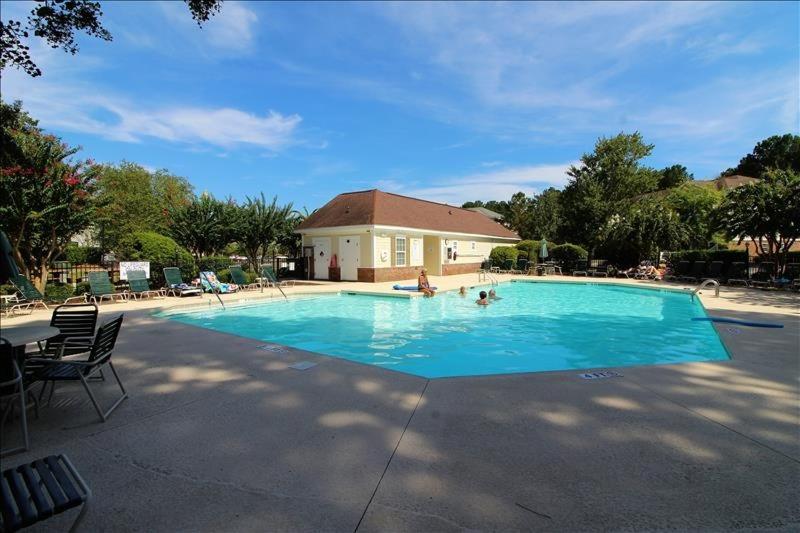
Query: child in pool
[
  {"left": 476, "top": 291, "right": 489, "bottom": 306},
  {"left": 488, "top": 288, "right": 502, "bottom": 300},
  {"left": 459, "top": 286, "right": 467, "bottom": 297}
]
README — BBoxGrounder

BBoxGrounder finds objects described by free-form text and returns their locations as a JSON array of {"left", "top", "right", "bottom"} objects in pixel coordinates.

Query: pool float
[
  {"left": 692, "top": 317, "right": 784, "bottom": 328},
  {"left": 393, "top": 285, "right": 438, "bottom": 291}
]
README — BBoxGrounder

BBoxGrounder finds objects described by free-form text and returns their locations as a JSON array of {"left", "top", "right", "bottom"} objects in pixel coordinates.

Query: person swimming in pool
[
  {"left": 488, "top": 288, "right": 502, "bottom": 300},
  {"left": 476, "top": 290, "right": 489, "bottom": 306},
  {"left": 459, "top": 286, "right": 467, "bottom": 297},
  {"left": 418, "top": 268, "right": 435, "bottom": 297}
]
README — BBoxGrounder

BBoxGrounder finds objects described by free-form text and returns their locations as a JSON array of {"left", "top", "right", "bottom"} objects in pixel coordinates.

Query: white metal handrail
[{"left": 692, "top": 279, "right": 720, "bottom": 299}]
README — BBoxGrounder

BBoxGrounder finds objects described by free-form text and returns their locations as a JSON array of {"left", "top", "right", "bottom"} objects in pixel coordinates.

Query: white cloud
[
  {"left": 158, "top": 1, "right": 259, "bottom": 54},
  {"left": 404, "top": 162, "right": 575, "bottom": 205},
  {"left": 1, "top": 46, "right": 301, "bottom": 150}
]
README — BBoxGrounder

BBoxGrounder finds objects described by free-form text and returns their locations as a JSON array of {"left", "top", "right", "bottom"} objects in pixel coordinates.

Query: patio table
[{"left": 1, "top": 325, "right": 59, "bottom": 455}]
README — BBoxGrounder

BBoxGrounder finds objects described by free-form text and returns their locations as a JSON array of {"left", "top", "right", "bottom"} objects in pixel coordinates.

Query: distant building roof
[
  {"left": 296, "top": 189, "right": 520, "bottom": 239},
  {"left": 695, "top": 175, "right": 760, "bottom": 190},
  {"left": 465, "top": 206, "right": 504, "bottom": 221}
]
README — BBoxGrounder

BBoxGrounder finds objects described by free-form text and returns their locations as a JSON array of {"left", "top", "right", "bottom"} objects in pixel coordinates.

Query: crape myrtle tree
[
  {"left": 715, "top": 169, "right": 800, "bottom": 275},
  {"left": 1, "top": 0, "right": 223, "bottom": 77},
  {"left": 0, "top": 100, "right": 101, "bottom": 291}
]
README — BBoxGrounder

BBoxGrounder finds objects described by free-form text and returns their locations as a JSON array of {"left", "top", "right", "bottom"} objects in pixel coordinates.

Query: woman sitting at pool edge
[{"left": 418, "top": 268, "right": 435, "bottom": 297}]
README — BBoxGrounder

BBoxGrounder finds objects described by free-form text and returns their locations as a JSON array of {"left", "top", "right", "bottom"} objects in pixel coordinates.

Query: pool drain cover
[
  {"left": 289, "top": 361, "right": 317, "bottom": 370},
  {"left": 579, "top": 370, "right": 622, "bottom": 379}
]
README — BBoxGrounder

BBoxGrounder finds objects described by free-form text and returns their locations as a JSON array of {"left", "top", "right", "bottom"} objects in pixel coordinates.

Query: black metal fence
[{"left": 47, "top": 261, "right": 121, "bottom": 287}]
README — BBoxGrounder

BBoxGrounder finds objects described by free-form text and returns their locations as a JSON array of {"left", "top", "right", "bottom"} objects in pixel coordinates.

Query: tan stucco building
[{"left": 295, "top": 190, "right": 520, "bottom": 282}]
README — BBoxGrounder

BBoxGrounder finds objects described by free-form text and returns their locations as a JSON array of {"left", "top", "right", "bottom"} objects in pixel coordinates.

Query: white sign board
[{"left": 119, "top": 261, "right": 151, "bottom": 280}]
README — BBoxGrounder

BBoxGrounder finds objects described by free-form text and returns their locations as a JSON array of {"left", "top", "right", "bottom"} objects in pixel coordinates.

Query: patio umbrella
[
  {"left": 539, "top": 239, "right": 549, "bottom": 261},
  {"left": 0, "top": 230, "right": 20, "bottom": 283}
]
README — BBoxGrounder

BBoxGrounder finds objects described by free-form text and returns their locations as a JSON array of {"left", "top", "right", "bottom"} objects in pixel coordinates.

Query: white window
[{"left": 395, "top": 236, "right": 406, "bottom": 266}]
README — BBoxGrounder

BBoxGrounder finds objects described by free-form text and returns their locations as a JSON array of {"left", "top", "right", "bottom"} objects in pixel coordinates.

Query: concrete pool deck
[{"left": 2, "top": 274, "right": 799, "bottom": 531}]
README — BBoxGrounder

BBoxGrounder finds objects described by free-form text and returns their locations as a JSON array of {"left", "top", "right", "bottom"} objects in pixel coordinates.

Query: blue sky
[{"left": 2, "top": 1, "right": 798, "bottom": 208}]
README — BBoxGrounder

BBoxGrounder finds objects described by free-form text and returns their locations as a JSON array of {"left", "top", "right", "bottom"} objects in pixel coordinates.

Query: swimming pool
[{"left": 159, "top": 281, "right": 730, "bottom": 378}]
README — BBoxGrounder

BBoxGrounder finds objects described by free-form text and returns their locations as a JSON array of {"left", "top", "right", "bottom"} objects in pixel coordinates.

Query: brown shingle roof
[
  {"left": 695, "top": 175, "right": 760, "bottom": 190},
  {"left": 296, "top": 190, "right": 520, "bottom": 239}
]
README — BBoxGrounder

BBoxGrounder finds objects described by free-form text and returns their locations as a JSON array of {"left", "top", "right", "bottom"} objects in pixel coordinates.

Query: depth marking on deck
[{"left": 578, "top": 370, "right": 623, "bottom": 380}]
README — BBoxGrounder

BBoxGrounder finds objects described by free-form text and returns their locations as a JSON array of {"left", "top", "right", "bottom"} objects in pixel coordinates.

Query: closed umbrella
[
  {"left": 0, "top": 230, "right": 21, "bottom": 283},
  {"left": 539, "top": 239, "right": 549, "bottom": 261}
]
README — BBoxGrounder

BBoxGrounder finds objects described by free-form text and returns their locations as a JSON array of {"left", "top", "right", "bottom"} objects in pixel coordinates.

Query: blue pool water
[{"left": 159, "top": 281, "right": 730, "bottom": 378}]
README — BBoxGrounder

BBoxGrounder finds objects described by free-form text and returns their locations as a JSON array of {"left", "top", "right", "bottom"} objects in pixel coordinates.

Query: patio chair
[
  {"left": 163, "top": 267, "right": 202, "bottom": 297},
  {"left": 516, "top": 258, "right": 528, "bottom": 274},
  {"left": 260, "top": 265, "right": 296, "bottom": 288},
  {"left": 28, "top": 315, "right": 127, "bottom": 422},
  {"left": 724, "top": 262, "right": 749, "bottom": 286},
  {"left": 572, "top": 260, "right": 588, "bottom": 276},
  {"left": 9, "top": 274, "right": 49, "bottom": 311},
  {"left": 34, "top": 303, "right": 99, "bottom": 359},
  {"left": 199, "top": 271, "right": 238, "bottom": 293},
  {"left": 589, "top": 261, "right": 609, "bottom": 277},
  {"left": 750, "top": 262, "right": 775, "bottom": 288},
  {"left": 680, "top": 261, "right": 706, "bottom": 283},
  {"left": 0, "top": 454, "right": 91, "bottom": 532},
  {"left": 703, "top": 261, "right": 724, "bottom": 282},
  {"left": 83, "top": 271, "right": 126, "bottom": 304},
  {"left": 229, "top": 265, "right": 261, "bottom": 290},
  {"left": 124, "top": 270, "right": 164, "bottom": 300},
  {"left": 1, "top": 338, "right": 29, "bottom": 456}
]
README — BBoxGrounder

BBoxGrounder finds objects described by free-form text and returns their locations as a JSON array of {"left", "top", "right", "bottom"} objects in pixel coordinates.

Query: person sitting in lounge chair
[
  {"left": 418, "top": 269, "right": 435, "bottom": 297},
  {"left": 200, "top": 271, "right": 238, "bottom": 294},
  {"left": 476, "top": 290, "right": 489, "bottom": 306}
]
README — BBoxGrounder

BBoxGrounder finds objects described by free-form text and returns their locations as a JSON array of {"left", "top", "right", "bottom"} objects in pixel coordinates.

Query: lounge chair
[
  {"left": 573, "top": 260, "right": 588, "bottom": 276},
  {"left": 261, "top": 265, "right": 295, "bottom": 288},
  {"left": 0, "top": 454, "right": 91, "bottom": 532},
  {"left": 199, "top": 271, "right": 238, "bottom": 293},
  {"left": 9, "top": 274, "right": 49, "bottom": 311},
  {"left": 776, "top": 263, "right": 800, "bottom": 290},
  {"left": 124, "top": 269, "right": 164, "bottom": 300},
  {"left": 79, "top": 271, "right": 127, "bottom": 304},
  {"left": 1, "top": 337, "right": 29, "bottom": 455},
  {"left": 703, "top": 261, "right": 724, "bottom": 282},
  {"left": 516, "top": 258, "right": 528, "bottom": 274},
  {"left": 1, "top": 293, "right": 34, "bottom": 317},
  {"left": 28, "top": 315, "right": 127, "bottom": 422},
  {"left": 680, "top": 261, "right": 706, "bottom": 283},
  {"left": 724, "top": 262, "right": 749, "bottom": 286},
  {"left": 229, "top": 265, "right": 261, "bottom": 290},
  {"left": 589, "top": 261, "right": 609, "bottom": 277},
  {"left": 163, "top": 267, "right": 202, "bottom": 297},
  {"left": 750, "top": 262, "right": 775, "bottom": 288}
]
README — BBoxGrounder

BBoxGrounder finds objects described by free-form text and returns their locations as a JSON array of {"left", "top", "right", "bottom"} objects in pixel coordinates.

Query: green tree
[
  {"left": 504, "top": 192, "right": 532, "bottom": 237},
  {"left": 169, "top": 193, "right": 236, "bottom": 261},
  {"left": 237, "top": 193, "right": 294, "bottom": 269},
  {"left": 1, "top": 0, "right": 223, "bottom": 77},
  {"left": 664, "top": 183, "right": 722, "bottom": 248},
  {"left": 94, "top": 162, "right": 193, "bottom": 251},
  {"left": 715, "top": 169, "right": 800, "bottom": 275},
  {"left": 658, "top": 164, "right": 693, "bottom": 189},
  {"left": 559, "top": 132, "right": 660, "bottom": 255},
  {"left": 605, "top": 198, "right": 688, "bottom": 263},
  {"left": 526, "top": 187, "right": 562, "bottom": 240},
  {"left": 0, "top": 101, "right": 100, "bottom": 291},
  {"left": 723, "top": 134, "right": 800, "bottom": 179}
]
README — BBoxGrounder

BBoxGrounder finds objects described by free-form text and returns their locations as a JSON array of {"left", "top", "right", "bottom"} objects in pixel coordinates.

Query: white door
[
  {"left": 312, "top": 237, "right": 331, "bottom": 280},
  {"left": 339, "top": 236, "right": 360, "bottom": 281}
]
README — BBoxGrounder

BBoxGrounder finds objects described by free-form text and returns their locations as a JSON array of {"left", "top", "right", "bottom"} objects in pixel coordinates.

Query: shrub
[
  {"left": 516, "top": 240, "right": 540, "bottom": 259},
  {"left": 0, "top": 284, "right": 17, "bottom": 295},
  {"left": 74, "top": 281, "right": 91, "bottom": 297},
  {"left": 118, "top": 231, "right": 195, "bottom": 287},
  {"left": 62, "top": 243, "right": 103, "bottom": 265},
  {"left": 216, "top": 268, "right": 231, "bottom": 282},
  {"left": 44, "top": 282, "right": 75, "bottom": 303},
  {"left": 490, "top": 246, "right": 519, "bottom": 267},
  {"left": 550, "top": 243, "right": 588, "bottom": 272},
  {"left": 197, "top": 255, "right": 232, "bottom": 273}
]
